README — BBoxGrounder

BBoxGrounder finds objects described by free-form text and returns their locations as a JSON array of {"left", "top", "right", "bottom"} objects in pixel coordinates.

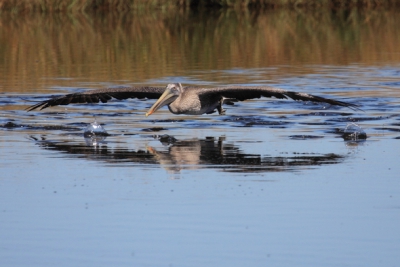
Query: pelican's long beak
[{"left": 145, "top": 87, "right": 177, "bottom": 117}]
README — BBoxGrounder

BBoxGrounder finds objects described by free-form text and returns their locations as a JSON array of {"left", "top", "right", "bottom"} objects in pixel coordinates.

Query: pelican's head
[{"left": 146, "top": 83, "right": 182, "bottom": 117}]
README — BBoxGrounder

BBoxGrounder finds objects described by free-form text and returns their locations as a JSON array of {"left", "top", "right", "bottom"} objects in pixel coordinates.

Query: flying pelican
[{"left": 26, "top": 83, "right": 359, "bottom": 115}]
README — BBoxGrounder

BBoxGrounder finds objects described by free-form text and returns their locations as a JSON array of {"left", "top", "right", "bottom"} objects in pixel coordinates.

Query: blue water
[{"left": 1, "top": 65, "right": 400, "bottom": 267}]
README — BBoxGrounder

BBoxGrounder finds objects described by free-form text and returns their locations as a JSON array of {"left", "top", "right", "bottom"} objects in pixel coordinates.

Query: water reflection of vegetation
[
  {"left": 29, "top": 135, "right": 346, "bottom": 173},
  {"left": 1, "top": 8, "right": 399, "bottom": 92}
]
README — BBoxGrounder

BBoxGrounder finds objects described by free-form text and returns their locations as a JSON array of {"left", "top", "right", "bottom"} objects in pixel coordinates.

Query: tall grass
[
  {"left": 0, "top": 0, "right": 190, "bottom": 12},
  {"left": 0, "top": 0, "right": 399, "bottom": 12},
  {"left": 207, "top": 0, "right": 400, "bottom": 8},
  {"left": 2, "top": 8, "right": 400, "bottom": 93}
]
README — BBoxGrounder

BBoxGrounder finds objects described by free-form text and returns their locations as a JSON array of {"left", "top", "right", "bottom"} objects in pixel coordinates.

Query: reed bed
[
  {"left": 208, "top": 0, "right": 400, "bottom": 8},
  {"left": 0, "top": 0, "right": 399, "bottom": 12},
  {"left": 1, "top": 8, "right": 400, "bottom": 93},
  {"left": 0, "top": 0, "right": 189, "bottom": 12}
]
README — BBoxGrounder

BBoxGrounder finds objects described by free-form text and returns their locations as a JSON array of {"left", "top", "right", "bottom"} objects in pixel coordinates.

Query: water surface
[{"left": 1, "top": 8, "right": 400, "bottom": 267}]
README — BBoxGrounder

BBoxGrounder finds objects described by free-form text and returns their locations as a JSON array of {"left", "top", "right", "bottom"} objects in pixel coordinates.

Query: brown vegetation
[
  {"left": 1, "top": 8, "right": 400, "bottom": 93},
  {"left": 0, "top": 0, "right": 399, "bottom": 12}
]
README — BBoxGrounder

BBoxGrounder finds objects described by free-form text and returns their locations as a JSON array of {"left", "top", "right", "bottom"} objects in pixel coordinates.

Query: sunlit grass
[
  {"left": 0, "top": 0, "right": 189, "bottom": 12},
  {"left": 1, "top": 8, "right": 400, "bottom": 93},
  {"left": 211, "top": 0, "right": 400, "bottom": 8},
  {"left": 0, "top": 0, "right": 399, "bottom": 12}
]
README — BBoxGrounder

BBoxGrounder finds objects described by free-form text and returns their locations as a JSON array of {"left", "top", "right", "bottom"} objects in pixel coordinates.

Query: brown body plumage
[{"left": 26, "top": 83, "right": 359, "bottom": 115}]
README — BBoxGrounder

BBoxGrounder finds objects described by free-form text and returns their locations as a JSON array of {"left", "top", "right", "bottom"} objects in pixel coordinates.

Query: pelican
[{"left": 26, "top": 83, "right": 359, "bottom": 115}]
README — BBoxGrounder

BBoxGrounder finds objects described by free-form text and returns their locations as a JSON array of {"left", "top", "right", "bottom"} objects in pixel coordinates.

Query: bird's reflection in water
[
  {"left": 29, "top": 134, "right": 347, "bottom": 173},
  {"left": 84, "top": 135, "right": 108, "bottom": 147}
]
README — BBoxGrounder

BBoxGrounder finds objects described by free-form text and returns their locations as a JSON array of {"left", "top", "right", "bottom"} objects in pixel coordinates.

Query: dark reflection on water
[
  {"left": 28, "top": 135, "right": 346, "bottom": 173},
  {"left": 223, "top": 116, "right": 294, "bottom": 128}
]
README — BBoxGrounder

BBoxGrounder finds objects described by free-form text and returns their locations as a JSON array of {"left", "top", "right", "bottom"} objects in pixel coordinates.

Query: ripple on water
[
  {"left": 289, "top": 135, "right": 325, "bottom": 140},
  {"left": 374, "top": 127, "right": 400, "bottom": 133},
  {"left": 2, "top": 121, "right": 20, "bottom": 128},
  {"left": 141, "top": 127, "right": 168, "bottom": 132},
  {"left": 223, "top": 116, "right": 292, "bottom": 128},
  {"left": 327, "top": 116, "right": 389, "bottom": 123},
  {"left": 1, "top": 121, "right": 81, "bottom": 131},
  {"left": 294, "top": 112, "right": 354, "bottom": 117}
]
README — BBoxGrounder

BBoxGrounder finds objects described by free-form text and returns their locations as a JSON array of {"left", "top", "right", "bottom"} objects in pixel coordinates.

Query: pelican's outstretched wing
[
  {"left": 197, "top": 86, "right": 360, "bottom": 110},
  {"left": 26, "top": 86, "right": 166, "bottom": 111}
]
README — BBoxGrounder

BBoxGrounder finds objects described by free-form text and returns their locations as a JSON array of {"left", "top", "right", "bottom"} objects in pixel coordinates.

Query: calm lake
[{"left": 1, "top": 8, "right": 400, "bottom": 267}]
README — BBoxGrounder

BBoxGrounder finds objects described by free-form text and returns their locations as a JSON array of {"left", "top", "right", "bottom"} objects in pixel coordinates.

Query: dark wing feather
[
  {"left": 197, "top": 86, "right": 360, "bottom": 110},
  {"left": 26, "top": 86, "right": 166, "bottom": 111}
]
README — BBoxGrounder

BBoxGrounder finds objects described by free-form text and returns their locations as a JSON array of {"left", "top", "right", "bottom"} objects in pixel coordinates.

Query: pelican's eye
[{"left": 171, "top": 86, "right": 180, "bottom": 94}]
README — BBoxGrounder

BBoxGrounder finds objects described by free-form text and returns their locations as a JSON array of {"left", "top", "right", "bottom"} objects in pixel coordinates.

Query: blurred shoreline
[
  {"left": 2, "top": 8, "right": 400, "bottom": 93},
  {"left": 0, "top": 0, "right": 400, "bottom": 13}
]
